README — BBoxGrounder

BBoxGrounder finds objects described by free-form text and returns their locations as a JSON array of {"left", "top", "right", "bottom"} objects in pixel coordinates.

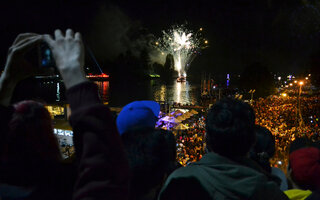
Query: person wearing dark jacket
[
  {"left": 249, "top": 125, "right": 288, "bottom": 191},
  {"left": 0, "top": 30, "right": 129, "bottom": 199},
  {"left": 158, "top": 98, "right": 289, "bottom": 200},
  {"left": 117, "top": 101, "right": 177, "bottom": 200}
]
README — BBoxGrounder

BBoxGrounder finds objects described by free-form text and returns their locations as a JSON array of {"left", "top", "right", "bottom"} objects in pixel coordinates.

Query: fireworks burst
[{"left": 154, "top": 25, "right": 208, "bottom": 77}]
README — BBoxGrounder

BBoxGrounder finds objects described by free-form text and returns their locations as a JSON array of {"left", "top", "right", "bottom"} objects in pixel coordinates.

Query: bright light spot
[
  {"left": 294, "top": 80, "right": 297, "bottom": 83},
  {"left": 309, "top": 74, "right": 311, "bottom": 76},
  {"left": 204, "top": 40, "right": 208, "bottom": 44},
  {"left": 299, "top": 81, "right": 304, "bottom": 86},
  {"left": 155, "top": 25, "right": 206, "bottom": 77},
  {"left": 289, "top": 83, "right": 293, "bottom": 86},
  {"left": 305, "top": 77, "right": 309, "bottom": 80},
  {"left": 281, "top": 93, "right": 287, "bottom": 97},
  {"left": 278, "top": 76, "right": 281, "bottom": 81}
]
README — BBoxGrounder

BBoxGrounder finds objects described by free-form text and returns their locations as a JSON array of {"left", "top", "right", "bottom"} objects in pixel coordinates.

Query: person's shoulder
[
  {"left": 159, "top": 164, "right": 213, "bottom": 200},
  {"left": 167, "top": 163, "right": 201, "bottom": 179}
]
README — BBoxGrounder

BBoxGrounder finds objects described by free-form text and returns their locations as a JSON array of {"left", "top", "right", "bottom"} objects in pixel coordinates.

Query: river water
[
  {"left": 105, "top": 80, "right": 201, "bottom": 106},
  {"left": 13, "top": 79, "right": 201, "bottom": 107}
]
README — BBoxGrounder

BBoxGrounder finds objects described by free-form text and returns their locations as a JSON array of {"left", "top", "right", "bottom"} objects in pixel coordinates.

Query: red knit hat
[{"left": 290, "top": 147, "right": 320, "bottom": 190}]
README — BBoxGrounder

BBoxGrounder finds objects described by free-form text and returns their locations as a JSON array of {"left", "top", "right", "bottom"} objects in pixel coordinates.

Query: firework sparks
[{"left": 154, "top": 25, "right": 208, "bottom": 77}]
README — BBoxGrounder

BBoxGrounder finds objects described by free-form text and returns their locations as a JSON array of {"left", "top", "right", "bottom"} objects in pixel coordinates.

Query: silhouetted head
[
  {"left": 116, "top": 101, "right": 160, "bottom": 135},
  {"left": 206, "top": 98, "right": 256, "bottom": 158},
  {"left": 6, "top": 100, "right": 61, "bottom": 164},
  {"left": 249, "top": 125, "right": 275, "bottom": 172},
  {"left": 288, "top": 137, "right": 320, "bottom": 190},
  {"left": 121, "top": 128, "right": 176, "bottom": 200}
]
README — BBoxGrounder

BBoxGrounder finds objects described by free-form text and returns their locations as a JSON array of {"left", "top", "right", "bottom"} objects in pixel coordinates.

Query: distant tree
[
  {"left": 164, "top": 54, "right": 174, "bottom": 71},
  {"left": 152, "top": 62, "right": 164, "bottom": 75},
  {"left": 162, "top": 54, "right": 176, "bottom": 80},
  {"left": 139, "top": 48, "right": 151, "bottom": 74},
  {"left": 239, "top": 62, "right": 276, "bottom": 98}
]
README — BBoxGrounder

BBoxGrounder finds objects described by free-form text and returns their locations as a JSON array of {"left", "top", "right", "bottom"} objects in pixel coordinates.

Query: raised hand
[
  {"left": 44, "top": 29, "right": 87, "bottom": 89},
  {"left": 4, "top": 33, "right": 42, "bottom": 82},
  {"left": 0, "top": 33, "right": 42, "bottom": 106}
]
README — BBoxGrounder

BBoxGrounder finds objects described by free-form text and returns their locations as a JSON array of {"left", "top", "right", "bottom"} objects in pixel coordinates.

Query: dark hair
[
  {"left": 5, "top": 100, "right": 61, "bottom": 164},
  {"left": 121, "top": 128, "right": 176, "bottom": 199},
  {"left": 289, "top": 137, "right": 311, "bottom": 154},
  {"left": 205, "top": 98, "right": 256, "bottom": 158},
  {"left": 249, "top": 125, "right": 275, "bottom": 173}
]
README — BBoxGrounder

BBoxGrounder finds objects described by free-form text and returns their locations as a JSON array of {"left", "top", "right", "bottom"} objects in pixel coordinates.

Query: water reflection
[
  {"left": 95, "top": 81, "right": 110, "bottom": 102},
  {"left": 176, "top": 82, "right": 181, "bottom": 103},
  {"left": 93, "top": 80, "right": 200, "bottom": 106},
  {"left": 56, "top": 82, "right": 61, "bottom": 102},
  {"left": 157, "top": 85, "right": 167, "bottom": 102},
  {"left": 152, "top": 80, "right": 200, "bottom": 105},
  {"left": 15, "top": 79, "right": 199, "bottom": 106}
]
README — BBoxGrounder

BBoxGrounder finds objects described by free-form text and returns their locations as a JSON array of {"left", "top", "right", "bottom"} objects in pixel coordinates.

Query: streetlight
[
  {"left": 297, "top": 81, "right": 304, "bottom": 127},
  {"left": 249, "top": 89, "right": 256, "bottom": 104}
]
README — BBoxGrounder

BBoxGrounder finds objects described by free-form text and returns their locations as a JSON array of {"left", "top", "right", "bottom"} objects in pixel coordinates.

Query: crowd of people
[
  {"left": 174, "top": 115, "right": 206, "bottom": 165},
  {"left": 169, "top": 94, "right": 320, "bottom": 172},
  {"left": 0, "top": 29, "right": 319, "bottom": 200},
  {"left": 252, "top": 95, "right": 320, "bottom": 171}
]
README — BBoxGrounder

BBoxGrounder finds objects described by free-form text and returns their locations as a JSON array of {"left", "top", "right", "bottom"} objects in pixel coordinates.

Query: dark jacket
[
  {"left": 159, "top": 152, "right": 289, "bottom": 200},
  {"left": 68, "top": 82, "right": 129, "bottom": 200}
]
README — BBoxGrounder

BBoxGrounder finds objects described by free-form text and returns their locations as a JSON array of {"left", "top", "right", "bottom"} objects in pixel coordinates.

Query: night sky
[{"left": 1, "top": 0, "right": 320, "bottom": 74}]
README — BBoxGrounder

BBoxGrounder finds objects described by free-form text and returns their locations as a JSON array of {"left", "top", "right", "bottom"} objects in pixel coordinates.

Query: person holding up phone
[{"left": 0, "top": 30, "right": 129, "bottom": 200}]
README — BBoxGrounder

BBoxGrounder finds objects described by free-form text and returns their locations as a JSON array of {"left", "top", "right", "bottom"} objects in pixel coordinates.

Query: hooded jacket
[{"left": 159, "top": 152, "right": 289, "bottom": 200}]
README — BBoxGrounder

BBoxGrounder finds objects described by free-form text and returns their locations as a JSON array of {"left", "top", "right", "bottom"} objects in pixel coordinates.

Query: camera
[
  {"left": 39, "top": 42, "right": 56, "bottom": 69},
  {"left": 25, "top": 41, "right": 57, "bottom": 76}
]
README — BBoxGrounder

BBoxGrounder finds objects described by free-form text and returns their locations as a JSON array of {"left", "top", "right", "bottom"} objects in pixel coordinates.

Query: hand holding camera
[
  {"left": 0, "top": 33, "right": 42, "bottom": 106},
  {"left": 0, "top": 29, "right": 88, "bottom": 106},
  {"left": 44, "top": 29, "right": 87, "bottom": 89},
  {"left": 3, "top": 33, "right": 43, "bottom": 83}
]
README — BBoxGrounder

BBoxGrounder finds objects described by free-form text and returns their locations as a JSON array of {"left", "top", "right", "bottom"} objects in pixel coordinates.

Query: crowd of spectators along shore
[
  {"left": 174, "top": 114, "right": 206, "bottom": 165},
  {"left": 1, "top": 29, "right": 320, "bottom": 200},
  {"left": 60, "top": 94, "right": 320, "bottom": 171},
  {"left": 253, "top": 95, "right": 320, "bottom": 170},
  {"left": 162, "top": 94, "right": 320, "bottom": 170}
]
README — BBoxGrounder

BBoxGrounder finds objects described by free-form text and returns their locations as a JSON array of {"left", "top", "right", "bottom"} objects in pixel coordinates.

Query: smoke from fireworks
[{"left": 154, "top": 25, "right": 208, "bottom": 77}]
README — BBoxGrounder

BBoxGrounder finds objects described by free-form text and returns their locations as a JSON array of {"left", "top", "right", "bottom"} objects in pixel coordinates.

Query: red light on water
[{"left": 101, "top": 73, "right": 109, "bottom": 77}]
